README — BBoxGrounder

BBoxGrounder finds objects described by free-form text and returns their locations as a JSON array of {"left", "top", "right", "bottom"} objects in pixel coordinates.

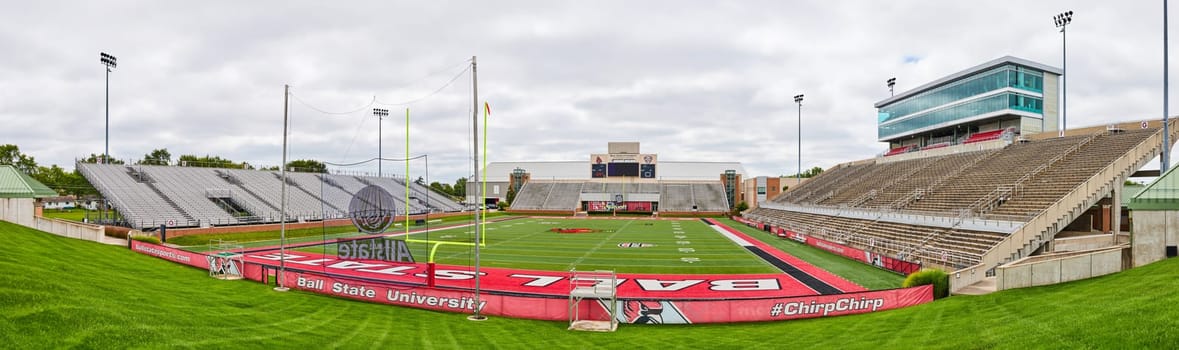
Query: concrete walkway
[
  {"left": 100, "top": 236, "right": 127, "bottom": 246},
  {"left": 954, "top": 276, "right": 996, "bottom": 295}
]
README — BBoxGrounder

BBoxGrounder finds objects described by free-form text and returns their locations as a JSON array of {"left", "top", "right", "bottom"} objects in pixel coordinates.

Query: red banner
[
  {"left": 130, "top": 240, "right": 210, "bottom": 269},
  {"left": 131, "top": 241, "right": 934, "bottom": 324},
  {"left": 805, "top": 235, "right": 922, "bottom": 275},
  {"left": 737, "top": 217, "right": 920, "bottom": 275},
  {"left": 587, "top": 201, "right": 609, "bottom": 212},
  {"left": 622, "top": 201, "right": 653, "bottom": 212},
  {"left": 275, "top": 268, "right": 932, "bottom": 324},
  {"left": 242, "top": 251, "right": 822, "bottom": 299}
]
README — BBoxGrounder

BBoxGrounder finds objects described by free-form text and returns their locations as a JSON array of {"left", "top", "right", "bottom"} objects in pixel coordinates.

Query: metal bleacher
[
  {"left": 80, "top": 163, "right": 465, "bottom": 229},
  {"left": 77, "top": 163, "right": 193, "bottom": 228}
]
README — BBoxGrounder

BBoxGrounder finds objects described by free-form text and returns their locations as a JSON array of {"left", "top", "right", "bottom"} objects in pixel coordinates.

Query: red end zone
[{"left": 242, "top": 250, "right": 823, "bottom": 299}]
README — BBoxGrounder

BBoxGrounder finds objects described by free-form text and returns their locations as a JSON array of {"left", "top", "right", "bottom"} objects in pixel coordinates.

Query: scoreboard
[{"left": 591, "top": 153, "right": 656, "bottom": 178}]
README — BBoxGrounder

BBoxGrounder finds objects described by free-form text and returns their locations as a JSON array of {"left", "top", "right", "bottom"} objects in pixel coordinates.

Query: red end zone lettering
[{"left": 242, "top": 251, "right": 821, "bottom": 299}]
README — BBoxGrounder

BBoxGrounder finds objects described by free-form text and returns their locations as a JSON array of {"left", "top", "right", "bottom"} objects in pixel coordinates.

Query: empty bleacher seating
[
  {"left": 751, "top": 125, "right": 1166, "bottom": 272},
  {"left": 80, "top": 164, "right": 465, "bottom": 229}
]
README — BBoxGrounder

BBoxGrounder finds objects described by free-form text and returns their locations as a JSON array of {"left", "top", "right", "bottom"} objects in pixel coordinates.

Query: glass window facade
[
  {"left": 878, "top": 65, "right": 1044, "bottom": 124},
  {"left": 878, "top": 92, "right": 1042, "bottom": 139}
]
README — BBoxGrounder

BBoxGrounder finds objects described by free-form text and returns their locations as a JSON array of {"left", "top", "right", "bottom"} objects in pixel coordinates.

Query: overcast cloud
[{"left": 0, "top": 1, "right": 1173, "bottom": 183}]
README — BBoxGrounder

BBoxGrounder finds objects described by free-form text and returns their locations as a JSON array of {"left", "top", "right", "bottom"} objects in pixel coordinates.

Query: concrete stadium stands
[
  {"left": 508, "top": 180, "right": 730, "bottom": 212},
  {"left": 749, "top": 121, "right": 1171, "bottom": 292}
]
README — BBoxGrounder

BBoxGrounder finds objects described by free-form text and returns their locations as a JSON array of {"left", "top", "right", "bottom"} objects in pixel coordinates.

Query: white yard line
[{"left": 565, "top": 220, "right": 635, "bottom": 269}]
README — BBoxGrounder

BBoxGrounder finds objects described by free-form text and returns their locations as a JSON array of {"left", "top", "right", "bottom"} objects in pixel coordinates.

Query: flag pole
[
  {"left": 482, "top": 101, "right": 488, "bottom": 245},
  {"left": 405, "top": 108, "right": 410, "bottom": 238}
]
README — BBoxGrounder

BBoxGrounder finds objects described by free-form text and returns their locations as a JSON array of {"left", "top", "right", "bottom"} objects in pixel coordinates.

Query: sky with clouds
[{"left": 0, "top": 1, "right": 1174, "bottom": 183}]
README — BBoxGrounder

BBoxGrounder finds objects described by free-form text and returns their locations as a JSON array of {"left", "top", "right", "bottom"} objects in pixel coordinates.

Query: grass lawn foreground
[{"left": 3, "top": 220, "right": 1179, "bottom": 348}]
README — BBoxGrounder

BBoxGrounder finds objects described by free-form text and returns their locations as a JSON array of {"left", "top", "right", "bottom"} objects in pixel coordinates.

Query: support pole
[
  {"left": 405, "top": 108, "right": 411, "bottom": 237},
  {"left": 275, "top": 84, "right": 290, "bottom": 292},
  {"left": 1062, "top": 24, "right": 1068, "bottom": 137},
  {"left": 468, "top": 56, "right": 485, "bottom": 321},
  {"left": 1165, "top": 0, "right": 1172, "bottom": 171}
]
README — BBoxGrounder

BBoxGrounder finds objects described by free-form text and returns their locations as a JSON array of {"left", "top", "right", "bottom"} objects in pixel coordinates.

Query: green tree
[
  {"left": 505, "top": 182, "right": 518, "bottom": 205},
  {"left": 804, "top": 166, "right": 824, "bottom": 178},
  {"left": 65, "top": 169, "right": 98, "bottom": 197},
  {"left": 81, "top": 153, "right": 125, "bottom": 165},
  {"left": 32, "top": 165, "right": 67, "bottom": 194},
  {"left": 453, "top": 177, "right": 467, "bottom": 198},
  {"left": 0, "top": 144, "right": 39, "bottom": 174},
  {"left": 731, "top": 201, "right": 749, "bottom": 215},
  {"left": 139, "top": 148, "right": 172, "bottom": 165},
  {"left": 286, "top": 159, "right": 327, "bottom": 173},
  {"left": 415, "top": 176, "right": 425, "bottom": 185},
  {"left": 178, "top": 155, "right": 244, "bottom": 169},
  {"left": 429, "top": 181, "right": 455, "bottom": 197}
]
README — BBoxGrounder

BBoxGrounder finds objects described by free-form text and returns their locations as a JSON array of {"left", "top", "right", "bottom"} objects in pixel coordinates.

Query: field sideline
[
  {"left": 222, "top": 216, "right": 903, "bottom": 288},
  {"left": 1, "top": 220, "right": 1177, "bottom": 348}
]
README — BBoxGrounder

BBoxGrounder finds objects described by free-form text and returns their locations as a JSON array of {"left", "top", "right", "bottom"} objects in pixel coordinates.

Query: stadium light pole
[
  {"left": 886, "top": 78, "right": 896, "bottom": 97},
  {"left": 1164, "top": 0, "right": 1171, "bottom": 172},
  {"left": 373, "top": 108, "right": 389, "bottom": 177},
  {"left": 1054, "top": 10, "right": 1073, "bottom": 137},
  {"left": 99, "top": 52, "right": 116, "bottom": 223},
  {"left": 100, "top": 52, "right": 116, "bottom": 165},
  {"left": 794, "top": 94, "right": 804, "bottom": 187}
]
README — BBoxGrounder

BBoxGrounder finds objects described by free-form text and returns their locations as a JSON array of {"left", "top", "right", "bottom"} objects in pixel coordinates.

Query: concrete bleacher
[
  {"left": 508, "top": 180, "right": 730, "bottom": 212},
  {"left": 544, "top": 182, "right": 585, "bottom": 210},
  {"left": 750, "top": 122, "right": 1169, "bottom": 284},
  {"left": 510, "top": 182, "right": 553, "bottom": 210}
]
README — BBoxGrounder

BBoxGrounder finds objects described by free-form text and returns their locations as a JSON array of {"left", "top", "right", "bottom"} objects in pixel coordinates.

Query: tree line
[{"left": 1, "top": 144, "right": 468, "bottom": 200}]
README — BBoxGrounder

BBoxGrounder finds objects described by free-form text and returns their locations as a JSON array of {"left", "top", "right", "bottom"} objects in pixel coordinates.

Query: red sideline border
[
  {"left": 706, "top": 218, "right": 865, "bottom": 292},
  {"left": 732, "top": 216, "right": 922, "bottom": 275},
  {"left": 131, "top": 239, "right": 933, "bottom": 324}
]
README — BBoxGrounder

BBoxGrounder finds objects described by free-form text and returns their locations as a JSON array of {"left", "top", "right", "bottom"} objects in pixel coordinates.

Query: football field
[{"left": 296, "top": 217, "right": 781, "bottom": 275}]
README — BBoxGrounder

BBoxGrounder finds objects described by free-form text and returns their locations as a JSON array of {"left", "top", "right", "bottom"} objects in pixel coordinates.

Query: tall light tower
[
  {"left": 1054, "top": 10, "right": 1073, "bottom": 137},
  {"left": 886, "top": 78, "right": 896, "bottom": 97},
  {"left": 794, "top": 94, "right": 804, "bottom": 186},
  {"left": 373, "top": 108, "right": 389, "bottom": 177},
  {"left": 1164, "top": 0, "right": 1171, "bottom": 172},
  {"left": 100, "top": 52, "right": 117, "bottom": 164}
]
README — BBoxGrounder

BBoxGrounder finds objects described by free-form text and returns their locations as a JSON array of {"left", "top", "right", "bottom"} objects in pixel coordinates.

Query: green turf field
[
  {"left": 2, "top": 220, "right": 1177, "bottom": 349},
  {"left": 297, "top": 218, "right": 782, "bottom": 275}
]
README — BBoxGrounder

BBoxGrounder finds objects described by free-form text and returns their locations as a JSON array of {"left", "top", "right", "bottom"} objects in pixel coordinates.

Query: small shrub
[
  {"left": 130, "top": 235, "right": 162, "bottom": 245},
  {"left": 105, "top": 226, "right": 131, "bottom": 239},
  {"left": 903, "top": 268, "right": 950, "bottom": 299}
]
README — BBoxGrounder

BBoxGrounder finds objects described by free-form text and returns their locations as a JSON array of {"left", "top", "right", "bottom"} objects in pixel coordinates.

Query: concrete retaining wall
[
  {"left": 1, "top": 198, "right": 35, "bottom": 227},
  {"left": 995, "top": 245, "right": 1129, "bottom": 290},
  {"left": 1130, "top": 210, "right": 1179, "bottom": 267},
  {"left": 1053, "top": 233, "right": 1126, "bottom": 252},
  {"left": 32, "top": 216, "right": 105, "bottom": 242}
]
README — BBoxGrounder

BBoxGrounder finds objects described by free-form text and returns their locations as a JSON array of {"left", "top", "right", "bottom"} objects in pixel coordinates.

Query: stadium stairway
[{"left": 950, "top": 122, "right": 1174, "bottom": 293}]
